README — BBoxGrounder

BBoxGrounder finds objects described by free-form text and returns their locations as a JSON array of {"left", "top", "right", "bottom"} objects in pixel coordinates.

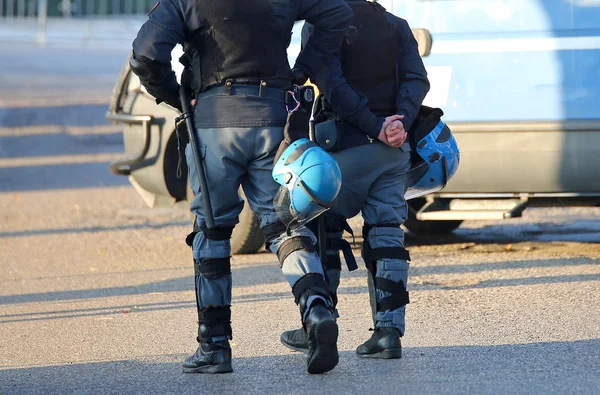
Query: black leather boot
[
  {"left": 280, "top": 327, "right": 309, "bottom": 354},
  {"left": 183, "top": 306, "right": 233, "bottom": 373},
  {"left": 282, "top": 275, "right": 339, "bottom": 356},
  {"left": 182, "top": 340, "right": 233, "bottom": 373},
  {"left": 294, "top": 274, "right": 339, "bottom": 374},
  {"left": 356, "top": 327, "right": 402, "bottom": 359},
  {"left": 282, "top": 218, "right": 343, "bottom": 357},
  {"left": 304, "top": 301, "right": 338, "bottom": 374}
]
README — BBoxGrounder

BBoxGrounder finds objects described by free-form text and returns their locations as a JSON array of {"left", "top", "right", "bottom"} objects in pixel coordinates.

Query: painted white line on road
[
  {"left": 0, "top": 153, "right": 123, "bottom": 168},
  {"left": 432, "top": 36, "right": 600, "bottom": 54}
]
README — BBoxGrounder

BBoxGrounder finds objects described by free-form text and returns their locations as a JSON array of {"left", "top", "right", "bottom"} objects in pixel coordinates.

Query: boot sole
[
  {"left": 356, "top": 348, "right": 402, "bottom": 359},
  {"left": 307, "top": 319, "right": 339, "bottom": 374},
  {"left": 182, "top": 363, "right": 233, "bottom": 374},
  {"left": 280, "top": 334, "right": 309, "bottom": 354}
]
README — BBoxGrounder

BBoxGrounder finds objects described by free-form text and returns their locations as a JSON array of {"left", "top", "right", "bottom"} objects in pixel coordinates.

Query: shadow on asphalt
[
  {"left": 0, "top": 132, "right": 123, "bottom": 158},
  {"left": 0, "top": 104, "right": 111, "bottom": 128},
  {"left": 2, "top": 216, "right": 598, "bottom": 243},
  {"left": 0, "top": 221, "right": 190, "bottom": 239},
  {"left": 2, "top": 339, "right": 599, "bottom": 393},
  {"left": 0, "top": 262, "right": 285, "bottom": 307},
  {"left": 0, "top": 162, "right": 130, "bottom": 191},
  {"left": 2, "top": 257, "right": 598, "bottom": 320},
  {"left": 233, "top": 270, "right": 600, "bottom": 305}
]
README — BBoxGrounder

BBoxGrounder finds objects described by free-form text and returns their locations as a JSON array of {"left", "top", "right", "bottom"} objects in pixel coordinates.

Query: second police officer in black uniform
[
  {"left": 281, "top": 0, "right": 431, "bottom": 359},
  {"left": 129, "top": 0, "right": 354, "bottom": 374}
]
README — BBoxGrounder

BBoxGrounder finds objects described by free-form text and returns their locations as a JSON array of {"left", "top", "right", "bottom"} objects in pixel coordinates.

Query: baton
[{"left": 178, "top": 85, "right": 215, "bottom": 230}]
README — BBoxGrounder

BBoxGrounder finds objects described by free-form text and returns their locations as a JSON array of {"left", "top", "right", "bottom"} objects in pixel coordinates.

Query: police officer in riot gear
[
  {"left": 129, "top": 0, "right": 353, "bottom": 374},
  {"left": 280, "top": 0, "right": 431, "bottom": 359}
]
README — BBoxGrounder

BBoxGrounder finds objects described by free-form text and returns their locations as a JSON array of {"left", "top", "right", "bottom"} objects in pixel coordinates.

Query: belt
[{"left": 198, "top": 80, "right": 292, "bottom": 104}]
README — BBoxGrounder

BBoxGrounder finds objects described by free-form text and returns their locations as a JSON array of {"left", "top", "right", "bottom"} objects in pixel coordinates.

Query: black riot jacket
[
  {"left": 131, "top": 0, "right": 353, "bottom": 128},
  {"left": 340, "top": 1, "right": 399, "bottom": 118},
  {"left": 185, "top": 0, "right": 292, "bottom": 92},
  {"left": 303, "top": 0, "right": 430, "bottom": 148}
]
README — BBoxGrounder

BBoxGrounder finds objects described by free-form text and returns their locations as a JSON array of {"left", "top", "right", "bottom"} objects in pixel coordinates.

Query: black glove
[{"left": 291, "top": 68, "right": 308, "bottom": 86}]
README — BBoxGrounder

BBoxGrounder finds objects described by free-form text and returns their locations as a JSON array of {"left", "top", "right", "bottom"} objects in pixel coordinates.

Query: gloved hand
[{"left": 291, "top": 68, "right": 308, "bottom": 86}]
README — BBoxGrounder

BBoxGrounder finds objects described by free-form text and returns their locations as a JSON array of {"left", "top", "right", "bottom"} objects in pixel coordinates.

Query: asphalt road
[{"left": 1, "top": 43, "right": 600, "bottom": 394}]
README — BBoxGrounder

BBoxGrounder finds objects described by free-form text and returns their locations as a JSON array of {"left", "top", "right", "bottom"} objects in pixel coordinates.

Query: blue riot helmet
[
  {"left": 273, "top": 138, "right": 342, "bottom": 231},
  {"left": 405, "top": 107, "right": 460, "bottom": 200}
]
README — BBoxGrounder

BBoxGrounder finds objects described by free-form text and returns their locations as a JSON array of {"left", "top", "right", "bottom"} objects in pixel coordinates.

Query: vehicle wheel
[
  {"left": 231, "top": 195, "right": 265, "bottom": 254},
  {"left": 186, "top": 184, "right": 265, "bottom": 255},
  {"left": 404, "top": 198, "right": 463, "bottom": 234}
]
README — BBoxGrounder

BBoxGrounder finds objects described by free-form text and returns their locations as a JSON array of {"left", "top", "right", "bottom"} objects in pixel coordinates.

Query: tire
[
  {"left": 186, "top": 185, "right": 265, "bottom": 255},
  {"left": 404, "top": 198, "right": 463, "bottom": 235},
  {"left": 231, "top": 195, "right": 265, "bottom": 254}
]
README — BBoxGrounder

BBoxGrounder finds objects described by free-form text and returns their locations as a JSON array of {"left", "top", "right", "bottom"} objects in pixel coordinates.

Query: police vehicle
[{"left": 107, "top": 0, "right": 600, "bottom": 253}]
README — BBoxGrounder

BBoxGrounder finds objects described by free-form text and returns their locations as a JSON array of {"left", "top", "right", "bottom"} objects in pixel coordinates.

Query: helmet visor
[
  {"left": 274, "top": 183, "right": 330, "bottom": 231},
  {"left": 404, "top": 160, "right": 444, "bottom": 200}
]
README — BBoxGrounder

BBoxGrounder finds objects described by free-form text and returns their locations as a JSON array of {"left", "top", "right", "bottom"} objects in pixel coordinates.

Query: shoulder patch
[{"left": 148, "top": 1, "right": 160, "bottom": 16}]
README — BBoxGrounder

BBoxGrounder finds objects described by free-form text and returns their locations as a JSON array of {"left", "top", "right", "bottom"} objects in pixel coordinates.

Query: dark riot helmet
[{"left": 405, "top": 107, "right": 460, "bottom": 200}]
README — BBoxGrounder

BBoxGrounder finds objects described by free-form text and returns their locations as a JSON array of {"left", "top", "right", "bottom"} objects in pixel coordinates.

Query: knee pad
[
  {"left": 275, "top": 236, "right": 315, "bottom": 267},
  {"left": 194, "top": 257, "right": 231, "bottom": 279},
  {"left": 361, "top": 223, "right": 410, "bottom": 270},
  {"left": 185, "top": 223, "right": 234, "bottom": 247}
]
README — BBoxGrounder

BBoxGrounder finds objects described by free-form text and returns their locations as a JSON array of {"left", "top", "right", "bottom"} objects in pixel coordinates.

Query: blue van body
[
  {"left": 378, "top": 0, "right": 600, "bottom": 195},
  {"left": 390, "top": 0, "right": 600, "bottom": 123}
]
